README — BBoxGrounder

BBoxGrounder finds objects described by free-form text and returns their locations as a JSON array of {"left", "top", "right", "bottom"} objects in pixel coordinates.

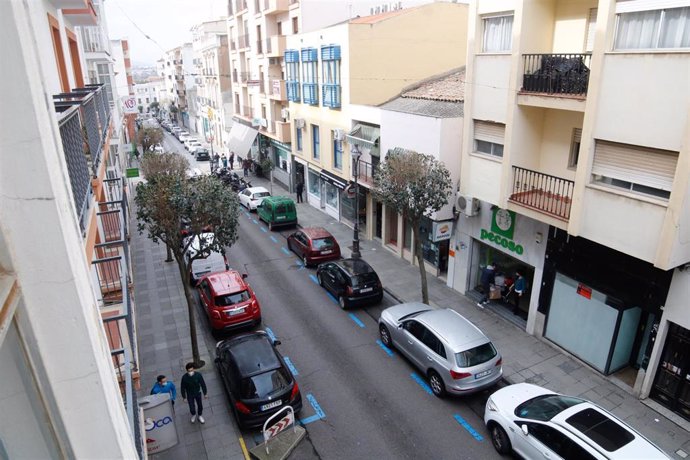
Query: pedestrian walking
[
  {"left": 512, "top": 270, "right": 527, "bottom": 315},
  {"left": 478, "top": 263, "right": 496, "bottom": 306},
  {"left": 221, "top": 153, "right": 228, "bottom": 169},
  {"left": 229, "top": 152, "right": 235, "bottom": 170},
  {"left": 150, "top": 375, "right": 177, "bottom": 407},
  {"left": 243, "top": 158, "right": 250, "bottom": 177},
  {"left": 213, "top": 153, "right": 220, "bottom": 171},
  {"left": 180, "top": 363, "right": 208, "bottom": 424},
  {"left": 296, "top": 180, "right": 304, "bottom": 203}
]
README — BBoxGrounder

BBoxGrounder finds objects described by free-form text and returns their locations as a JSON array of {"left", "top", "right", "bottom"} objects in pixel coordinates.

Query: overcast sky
[{"left": 104, "top": 0, "right": 227, "bottom": 66}]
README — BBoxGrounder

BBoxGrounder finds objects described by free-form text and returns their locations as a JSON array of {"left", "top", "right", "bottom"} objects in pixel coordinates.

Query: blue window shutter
[
  {"left": 321, "top": 45, "right": 341, "bottom": 61},
  {"left": 301, "top": 47, "right": 317, "bottom": 62}
]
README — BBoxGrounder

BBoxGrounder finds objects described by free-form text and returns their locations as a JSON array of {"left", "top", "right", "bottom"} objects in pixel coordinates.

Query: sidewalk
[{"left": 249, "top": 172, "right": 690, "bottom": 459}]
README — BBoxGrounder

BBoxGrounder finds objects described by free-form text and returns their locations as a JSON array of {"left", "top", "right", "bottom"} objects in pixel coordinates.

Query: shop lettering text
[{"left": 480, "top": 229, "right": 524, "bottom": 255}]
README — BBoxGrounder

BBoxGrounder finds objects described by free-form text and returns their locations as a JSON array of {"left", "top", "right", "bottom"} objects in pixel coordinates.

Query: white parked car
[
  {"left": 179, "top": 133, "right": 191, "bottom": 144},
  {"left": 238, "top": 187, "right": 271, "bottom": 211},
  {"left": 484, "top": 383, "right": 668, "bottom": 459},
  {"left": 150, "top": 143, "right": 164, "bottom": 154},
  {"left": 187, "top": 139, "right": 203, "bottom": 152}
]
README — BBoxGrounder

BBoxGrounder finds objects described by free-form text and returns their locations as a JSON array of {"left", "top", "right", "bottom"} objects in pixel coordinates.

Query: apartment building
[
  {"left": 133, "top": 77, "right": 165, "bottom": 113},
  {"left": 457, "top": 0, "right": 690, "bottom": 422},
  {"left": 287, "top": 3, "right": 468, "bottom": 241},
  {"left": 1, "top": 0, "right": 142, "bottom": 456},
  {"left": 192, "top": 20, "right": 233, "bottom": 153},
  {"left": 111, "top": 38, "right": 134, "bottom": 99},
  {"left": 163, "top": 44, "right": 196, "bottom": 130}
]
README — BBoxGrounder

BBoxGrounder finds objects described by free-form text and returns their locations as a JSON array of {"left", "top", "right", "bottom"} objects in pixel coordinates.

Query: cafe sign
[
  {"left": 480, "top": 208, "right": 524, "bottom": 255},
  {"left": 431, "top": 221, "right": 453, "bottom": 242}
]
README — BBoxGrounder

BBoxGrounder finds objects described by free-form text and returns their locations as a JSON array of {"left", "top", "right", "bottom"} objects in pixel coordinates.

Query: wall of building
[{"left": 552, "top": 0, "right": 596, "bottom": 53}]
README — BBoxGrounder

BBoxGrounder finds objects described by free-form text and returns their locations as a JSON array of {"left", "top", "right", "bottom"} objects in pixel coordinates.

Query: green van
[{"left": 257, "top": 196, "right": 297, "bottom": 230}]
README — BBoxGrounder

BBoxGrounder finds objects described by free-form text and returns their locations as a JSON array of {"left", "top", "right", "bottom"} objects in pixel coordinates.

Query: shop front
[
  {"left": 268, "top": 139, "right": 291, "bottom": 189},
  {"left": 304, "top": 167, "right": 347, "bottom": 220}
]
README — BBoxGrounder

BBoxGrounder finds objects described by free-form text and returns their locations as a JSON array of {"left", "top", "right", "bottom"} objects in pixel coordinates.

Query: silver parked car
[{"left": 378, "top": 303, "right": 502, "bottom": 397}]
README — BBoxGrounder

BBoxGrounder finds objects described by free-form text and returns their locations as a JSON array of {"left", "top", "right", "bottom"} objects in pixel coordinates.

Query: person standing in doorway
[
  {"left": 243, "top": 158, "right": 250, "bottom": 177},
  {"left": 296, "top": 180, "right": 304, "bottom": 203},
  {"left": 229, "top": 152, "right": 235, "bottom": 170},
  {"left": 478, "top": 263, "right": 495, "bottom": 306},
  {"left": 180, "top": 363, "right": 208, "bottom": 424},
  {"left": 221, "top": 153, "right": 228, "bottom": 169},
  {"left": 150, "top": 375, "right": 177, "bottom": 407},
  {"left": 513, "top": 270, "right": 527, "bottom": 315}
]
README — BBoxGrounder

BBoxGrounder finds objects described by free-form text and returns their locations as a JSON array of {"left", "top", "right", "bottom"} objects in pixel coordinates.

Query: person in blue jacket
[{"left": 150, "top": 375, "right": 177, "bottom": 406}]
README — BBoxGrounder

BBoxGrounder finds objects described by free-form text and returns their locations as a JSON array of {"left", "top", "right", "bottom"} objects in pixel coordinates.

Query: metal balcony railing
[
  {"left": 239, "top": 71, "right": 251, "bottom": 83},
  {"left": 322, "top": 84, "right": 341, "bottom": 108},
  {"left": 509, "top": 166, "right": 574, "bottom": 220},
  {"left": 238, "top": 34, "right": 250, "bottom": 49},
  {"left": 354, "top": 158, "right": 377, "bottom": 186},
  {"left": 522, "top": 53, "right": 592, "bottom": 96}
]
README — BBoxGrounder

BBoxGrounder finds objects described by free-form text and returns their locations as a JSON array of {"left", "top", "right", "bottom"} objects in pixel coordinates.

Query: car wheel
[
  {"left": 379, "top": 324, "right": 393, "bottom": 349},
  {"left": 428, "top": 370, "right": 446, "bottom": 398},
  {"left": 338, "top": 295, "right": 347, "bottom": 310},
  {"left": 489, "top": 423, "right": 512, "bottom": 455}
]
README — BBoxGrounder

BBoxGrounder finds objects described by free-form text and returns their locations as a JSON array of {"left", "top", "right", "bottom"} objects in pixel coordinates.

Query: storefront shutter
[
  {"left": 592, "top": 140, "right": 678, "bottom": 191},
  {"left": 474, "top": 120, "right": 505, "bottom": 145}
]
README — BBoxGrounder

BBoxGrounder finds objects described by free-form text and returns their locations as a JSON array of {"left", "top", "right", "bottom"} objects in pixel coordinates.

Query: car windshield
[
  {"left": 240, "top": 368, "right": 290, "bottom": 399},
  {"left": 455, "top": 342, "right": 498, "bottom": 367},
  {"left": 253, "top": 192, "right": 270, "bottom": 199},
  {"left": 566, "top": 408, "right": 635, "bottom": 452},
  {"left": 312, "top": 237, "right": 335, "bottom": 250},
  {"left": 515, "top": 394, "right": 585, "bottom": 421},
  {"left": 215, "top": 290, "right": 250, "bottom": 307},
  {"left": 352, "top": 272, "right": 377, "bottom": 287}
]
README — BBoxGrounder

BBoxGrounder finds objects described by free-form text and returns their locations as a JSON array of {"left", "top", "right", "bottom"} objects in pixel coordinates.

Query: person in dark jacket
[
  {"left": 513, "top": 270, "right": 527, "bottom": 315},
  {"left": 150, "top": 375, "right": 177, "bottom": 406},
  {"left": 180, "top": 363, "right": 208, "bottom": 424},
  {"left": 296, "top": 180, "right": 304, "bottom": 203},
  {"left": 478, "top": 263, "right": 496, "bottom": 306}
]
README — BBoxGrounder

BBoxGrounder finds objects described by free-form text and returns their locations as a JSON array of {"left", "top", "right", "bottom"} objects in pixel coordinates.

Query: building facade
[
  {"left": 457, "top": 0, "right": 690, "bottom": 425},
  {"left": 133, "top": 77, "right": 165, "bottom": 114}
]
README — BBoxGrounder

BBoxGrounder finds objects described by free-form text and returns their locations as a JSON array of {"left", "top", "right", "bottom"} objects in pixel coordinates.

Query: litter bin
[{"left": 139, "top": 393, "right": 178, "bottom": 455}]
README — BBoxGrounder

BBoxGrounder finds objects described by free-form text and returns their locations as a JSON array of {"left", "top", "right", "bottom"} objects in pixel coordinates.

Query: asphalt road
[{"left": 161, "top": 128, "right": 504, "bottom": 460}]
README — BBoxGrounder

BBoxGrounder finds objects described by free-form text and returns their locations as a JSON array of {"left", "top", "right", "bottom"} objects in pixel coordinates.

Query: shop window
[
  {"left": 308, "top": 170, "right": 320, "bottom": 197},
  {"left": 325, "top": 183, "right": 338, "bottom": 208}
]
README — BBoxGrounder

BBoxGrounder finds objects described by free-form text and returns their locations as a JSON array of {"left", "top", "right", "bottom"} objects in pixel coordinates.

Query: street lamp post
[{"left": 351, "top": 144, "right": 362, "bottom": 259}]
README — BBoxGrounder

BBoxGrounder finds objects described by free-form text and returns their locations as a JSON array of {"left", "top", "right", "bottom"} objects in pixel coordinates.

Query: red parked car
[
  {"left": 286, "top": 227, "right": 341, "bottom": 266},
  {"left": 197, "top": 270, "right": 261, "bottom": 334}
]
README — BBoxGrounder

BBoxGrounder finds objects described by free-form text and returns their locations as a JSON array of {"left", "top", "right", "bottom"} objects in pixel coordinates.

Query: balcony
[
  {"left": 265, "top": 35, "right": 286, "bottom": 58},
  {"left": 256, "top": 40, "right": 264, "bottom": 55},
  {"left": 239, "top": 71, "right": 251, "bottom": 84},
  {"left": 521, "top": 53, "right": 591, "bottom": 97},
  {"left": 238, "top": 34, "right": 250, "bottom": 50},
  {"left": 263, "top": 0, "right": 289, "bottom": 15},
  {"left": 302, "top": 82, "right": 318, "bottom": 105},
  {"left": 273, "top": 120, "right": 291, "bottom": 142},
  {"left": 509, "top": 166, "right": 574, "bottom": 221},
  {"left": 241, "top": 105, "right": 253, "bottom": 118},
  {"left": 235, "top": 0, "right": 247, "bottom": 13},
  {"left": 269, "top": 79, "right": 287, "bottom": 101},
  {"left": 322, "top": 84, "right": 341, "bottom": 109},
  {"left": 354, "top": 158, "right": 377, "bottom": 187}
]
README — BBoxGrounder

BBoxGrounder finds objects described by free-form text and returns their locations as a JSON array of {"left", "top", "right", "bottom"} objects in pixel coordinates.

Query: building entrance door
[{"left": 652, "top": 323, "right": 690, "bottom": 421}]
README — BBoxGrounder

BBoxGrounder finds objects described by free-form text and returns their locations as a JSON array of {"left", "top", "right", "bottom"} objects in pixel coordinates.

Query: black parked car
[
  {"left": 316, "top": 258, "right": 383, "bottom": 309},
  {"left": 194, "top": 148, "right": 210, "bottom": 161},
  {"left": 215, "top": 331, "right": 302, "bottom": 429}
]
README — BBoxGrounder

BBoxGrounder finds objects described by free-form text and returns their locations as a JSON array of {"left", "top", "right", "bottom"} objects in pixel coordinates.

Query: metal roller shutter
[
  {"left": 592, "top": 140, "right": 678, "bottom": 191},
  {"left": 474, "top": 120, "right": 505, "bottom": 144},
  {"left": 616, "top": 0, "right": 689, "bottom": 13}
]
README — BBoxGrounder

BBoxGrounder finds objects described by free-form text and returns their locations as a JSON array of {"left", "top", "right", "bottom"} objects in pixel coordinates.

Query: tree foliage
[
  {"left": 373, "top": 151, "right": 452, "bottom": 304},
  {"left": 135, "top": 158, "right": 241, "bottom": 366},
  {"left": 140, "top": 152, "right": 188, "bottom": 179},
  {"left": 137, "top": 127, "right": 164, "bottom": 153}
]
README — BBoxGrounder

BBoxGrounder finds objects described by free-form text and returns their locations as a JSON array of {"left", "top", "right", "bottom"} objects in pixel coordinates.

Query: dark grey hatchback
[
  {"left": 316, "top": 258, "right": 383, "bottom": 308},
  {"left": 215, "top": 331, "right": 302, "bottom": 429}
]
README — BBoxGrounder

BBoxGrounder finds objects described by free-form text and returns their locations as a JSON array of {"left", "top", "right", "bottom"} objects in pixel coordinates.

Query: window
[
  {"left": 96, "top": 63, "right": 113, "bottom": 103},
  {"left": 421, "top": 329, "right": 447, "bottom": 358},
  {"left": 615, "top": 7, "right": 690, "bottom": 50},
  {"left": 312, "top": 124, "right": 320, "bottom": 159},
  {"left": 308, "top": 169, "right": 321, "bottom": 196},
  {"left": 285, "top": 50, "right": 300, "bottom": 102},
  {"left": 292, "top": 16, "right": 299, "bottom": 34},
  {"left": 301, "top": 48, "right": 318, "bottom": 105},
  {"left": 566, "top": 408, "right": 635, "bottom": 451},
  {"left": 48, "top": 14, "right": 69, "bottom": 92},
  {"left": 325, "top": 182, "right": 338, "bottom": 208},
  {"left": 473, "top": 120, "right": 505, "bottom": 158},
  {"left": 591, "top": 140, "right": 678, "bottom": 200},
  {"left": 403, "top": 320, "right": 426, "bottom": 341},
  {"left": 321, "top": 45, "right": 341, "bottom": 108},
  {"left": 569, "top": 128, "right": 582, "bottom": 169},
  {"left": 296, "top": 127, "right": 303, "bottom": 151},
  {"left": 515, "top": 394, "right": 585, "bottom": 421},
  {"left": 455, "top": 342, "right": 497, "bottom": 367},
  {"left": 482, "top": 14, "right": 514, "bottom": 52},
  {"left": 333, "top": 137, "right": 343, "bottom": 169}
]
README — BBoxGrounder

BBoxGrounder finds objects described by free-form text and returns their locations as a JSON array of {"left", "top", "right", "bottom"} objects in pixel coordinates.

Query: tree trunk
[
  {"left": 174, "top": 253, "right": 203, "bottom": 368},
  {"left": 165, "top": 245, "right": 173, "bottom": 262},
  {"left": 411, "top": 221, "right": 429, "bottom": 304}
]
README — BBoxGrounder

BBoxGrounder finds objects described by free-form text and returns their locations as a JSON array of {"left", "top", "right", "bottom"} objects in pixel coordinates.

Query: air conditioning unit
[
  {"left": 280, "top": 108, "right": 289, "bottom": 120},
  {"left": 268, "top": 57, "right": 279, "bottom": 65},
  {"left": 294, "top": 118, "right": 305, "bottom": 129},
  {"left": 333, "top": 129, "right": 345, "bottom": 141},
  {"left": 456, "top": 194, "right": 480, "bottom": 217}
]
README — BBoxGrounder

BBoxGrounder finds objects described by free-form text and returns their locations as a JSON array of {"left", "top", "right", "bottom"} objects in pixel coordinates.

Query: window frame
[
  {"left": 613, "top": 7, "right": 690, "bottom": 51},
  {"left": 296, "top": 127, "right": 303, "bottom": 151},
  {"left": 333, "top": 136, "right": 343, "bottom": 169},
  {"left": 312, "top": 124, "right": 320, "bottom": 159},
  {"left": 481, "top": 13, "right": 514, "bottom": 53}
]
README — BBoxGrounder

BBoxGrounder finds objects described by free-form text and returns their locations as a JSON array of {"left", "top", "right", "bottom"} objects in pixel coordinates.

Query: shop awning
[
  {"left": 346, "top": 124, "right": 380, "bottom": 157},
  {"left": 320, "top": 169, "right": 348, "bottom": 189},
  {"left": 226, "top": 123, "right": 259, "bottom": 159}
]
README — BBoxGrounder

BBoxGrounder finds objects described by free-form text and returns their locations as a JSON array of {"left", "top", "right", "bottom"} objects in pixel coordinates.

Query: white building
[
  {"left": 133, "top": 78, "right": 165, "bottom": 114},
  {"left": 111, "top": 38, "right": 134, "bottom": 99}
]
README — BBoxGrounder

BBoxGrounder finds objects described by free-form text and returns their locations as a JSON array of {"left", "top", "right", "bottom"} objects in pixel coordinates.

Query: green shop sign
[{"left": 480, "top": 208, "right": 524, "bottom": 255}]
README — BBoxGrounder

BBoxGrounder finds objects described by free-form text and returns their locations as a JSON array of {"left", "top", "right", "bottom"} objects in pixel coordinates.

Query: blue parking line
[
  {"left": 376, "top": 339, "right": 394, "bottom": 357},
  {"left": 309, "top": 274, "right": 319, "bottom": 284},
  {"left": 306, "top": 394, "right": 325, "bottom": 418},
  {"left": 453, "top": 414, "right": 484, "bottom": 441},
  {"left": 260, "top": 227, "right": 267, "bottom": 233},
  {"left": 281, "top": 247, "right": 290, "bottom": 255},
  {"left": 348, "top": 313, "right": 365, "bottom": 328},
  {"left": 295, "top": 261, "right": 305, "bottom": 270},
  {"left": 284, "top": 357, "right": 298, "bottom": 376},
  {"left": 270, "top": 235, "right": 278, "bottom": 243},
  {"left": 326, "top": 292, "right": 338, "bottom": 305},
  {"left": 252, "top": 219, "right": 258, "bottom": 224},
  {"left": 265, "top": 327, "right": 277, "bottom": 342},
  {"left": 299, "top": 414, "right": 321, "bottom": 425},
  {"left": 410, "top": 373, "right": 434, "bottom": 396}
]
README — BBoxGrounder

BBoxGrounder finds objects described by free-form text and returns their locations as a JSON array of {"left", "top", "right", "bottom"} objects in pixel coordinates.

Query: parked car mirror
[{"left": 521, "top": 424, "right": 529, "bottom": 436}]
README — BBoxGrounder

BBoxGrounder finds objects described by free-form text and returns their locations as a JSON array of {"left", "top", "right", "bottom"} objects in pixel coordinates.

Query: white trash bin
[{"left": 139, "top": 393, "right": 178, "bottom": 455}]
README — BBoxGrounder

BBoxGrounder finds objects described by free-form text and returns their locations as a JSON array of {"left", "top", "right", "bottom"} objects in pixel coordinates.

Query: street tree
[
  {"left": 135, "top": 159, "right": 241, "bottom": 367},
  {"left": 137, "top": 127, "right": 163, "bottom": 153},
  {"left": 373, "top": 151, "right": 452, "bottom": 304},
  {"left": 140, "top": 151, "right": 188, "bottom": 178},
  {"left": 149, "top": 101, "right": 160, "bottom": 115},
  {"left": 169, "top": 104, "right": 179, "bottom": 122}
]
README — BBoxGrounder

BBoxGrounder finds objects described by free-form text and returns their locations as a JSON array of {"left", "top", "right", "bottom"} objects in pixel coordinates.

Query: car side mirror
[
  {"left": 242, "top": 273, "right": 248, "bottom": 279},
  {"left": 273, "top": 339, "right": 281, "bottom": 346},
  {"left": 521, "top": 424, "right": 529, "bottom": 436}
]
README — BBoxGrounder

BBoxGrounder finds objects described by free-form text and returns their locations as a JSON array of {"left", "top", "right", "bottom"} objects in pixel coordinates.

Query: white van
[{"left": 188, "top": 251, "right": 229, "bottom": 285}]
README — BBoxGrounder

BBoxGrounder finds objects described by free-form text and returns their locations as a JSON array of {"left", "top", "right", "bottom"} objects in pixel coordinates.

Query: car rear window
[
  {"left": 455, "top": 342, "right": 498, "bottom": 368},
  {"left": 215, "top": 290, "right": 250, "bottom": 307},
  {"left": 253, "top": 192, "right": 270, "bottom": 199},
  {"left": 276, "top": 203, "right": 287, "bottom": 213},
  {"left": 566, "top": 408, "right": 634, "bottom": 451},
  {"left": 352, "top": 272, "right": 377, "bottom": 287},
  {"left": 312, "top": 237, "right": 335, "bottom": 250},
  {"left": 515, "top": 394, "right": 585, "bottom": 421},
  {"left": 240, "top": 368, "right": 291, "bottom": 399}
]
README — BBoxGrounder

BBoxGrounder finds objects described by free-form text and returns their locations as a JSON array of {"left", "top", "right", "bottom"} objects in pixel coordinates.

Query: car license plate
[
  {"left": 475, "top": 369, "right": 492, "bottom": 379},
  {"left": 321, "top": 250, "right": 332, "bottom": 254},
  {"left": 227, "top": 308, "right": 245, "bottom": 317},
  {"left": 360, "top": 287, "right": 373, "bottom": 293},
  {"left": 277, "top": 216, "right": 285, "bottom": 220},
  {"left": 260, "top": 400, "right": 282, "bottom": 411}
]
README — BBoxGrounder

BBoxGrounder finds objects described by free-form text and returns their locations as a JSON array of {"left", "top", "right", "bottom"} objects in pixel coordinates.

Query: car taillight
[
  {"left": 251, "top": 300, "right": 259, "bottom": 312},
  {"left": 235, "top": 401, "right": 251, "bottom": 414},
  {"left": 346, "top": 286, "right": 353, "bottom": 295},
  {"left": 496, "top": 358, "right": 503, "bottom": 367},
  {"left": 211, "top": 310, "right": 221, "bottom": 319},
  {"left": 290, "top": 382, "right": 300, "bottom": 401},
  {"left": 450, "top": 370, "right": 472, "bottom": 380}
]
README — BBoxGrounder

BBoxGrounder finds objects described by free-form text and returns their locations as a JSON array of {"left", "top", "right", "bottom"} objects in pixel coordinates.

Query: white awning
[
  {"left": 347, "top": 124, "right": 380, "bottom": 156},
  {"left": 227, "top": 123, "right": 259, "bottom": 159}
]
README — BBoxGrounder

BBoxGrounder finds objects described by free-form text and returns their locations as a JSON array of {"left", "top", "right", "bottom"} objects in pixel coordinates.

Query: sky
[{"left": 104, "top": 0, "right": 228, "bottom": 66}]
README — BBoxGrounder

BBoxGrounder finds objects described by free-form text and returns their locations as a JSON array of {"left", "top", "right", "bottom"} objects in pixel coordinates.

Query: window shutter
[
  {"left": 474, "top": 120, "right": 505, "bottom": 145},
  {"left": 616, "top": 0, "right": 689, "bottom": 13},
  {"left": 573, "top": 128, "right": 582, "bottom": 143},
  {"left": 592, "top": 140, "right": 678, "bottom": 191},
  {"left": 585, "top": 8, "right": 597, "bottom": 52}
]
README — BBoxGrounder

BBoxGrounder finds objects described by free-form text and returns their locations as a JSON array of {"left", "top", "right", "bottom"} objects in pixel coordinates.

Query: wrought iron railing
[
  {"left": 54, "top": 89, "right": 104, "bottom": 176},
  {"left": 522, "top": 53, "right": 592, "bottom": 96},
  {"left": 354, "top": 158, "right": 377, "bottom": 186},
  {"left": 509, "top": 166, "right": 574, "bottom": 220}
]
